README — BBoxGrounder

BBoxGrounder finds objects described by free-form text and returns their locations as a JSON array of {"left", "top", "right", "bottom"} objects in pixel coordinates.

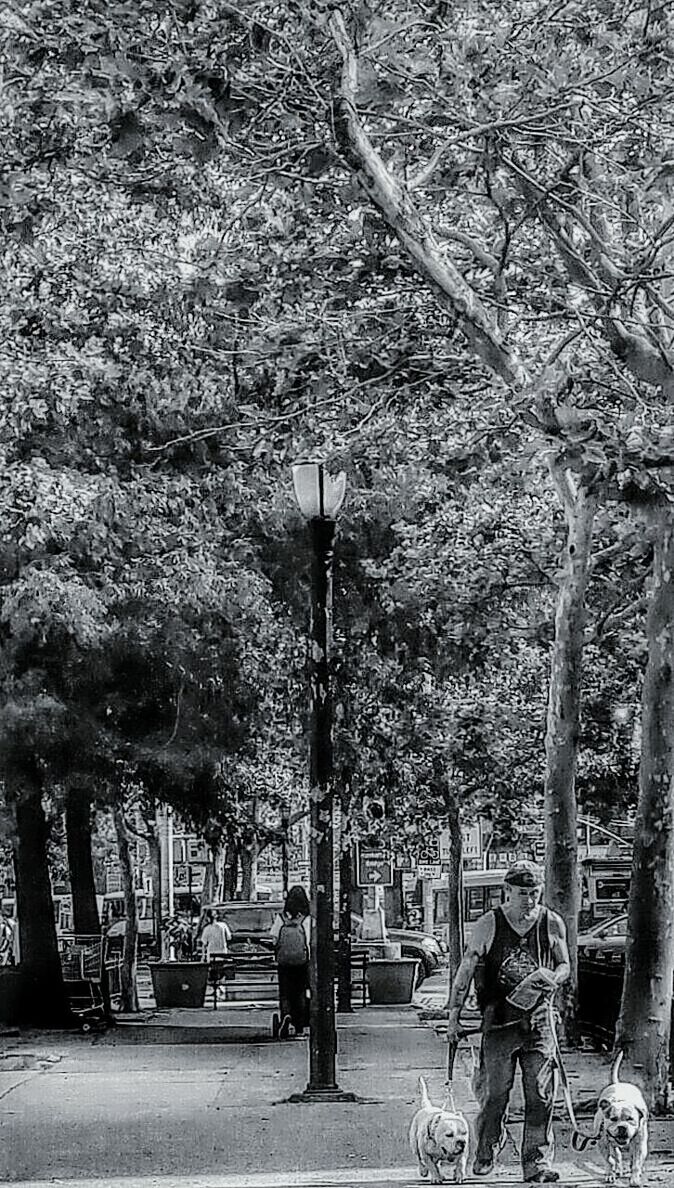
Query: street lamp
[{"left": 290, "top": 461, "right": 355, "bottom": 1103}]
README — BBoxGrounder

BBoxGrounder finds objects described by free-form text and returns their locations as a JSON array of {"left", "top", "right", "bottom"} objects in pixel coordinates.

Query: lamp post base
[{"left": 287, "top": 1085, "right": 360, "bottom": 1104}]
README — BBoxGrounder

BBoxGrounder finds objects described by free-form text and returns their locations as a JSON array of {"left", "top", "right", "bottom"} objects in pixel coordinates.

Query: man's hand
[
  {"left": 445, "top": 1008, "right": 461, "bottom": 1045},
  {"left": 528, "top": 967, "right": 558, "bottom": 993}
]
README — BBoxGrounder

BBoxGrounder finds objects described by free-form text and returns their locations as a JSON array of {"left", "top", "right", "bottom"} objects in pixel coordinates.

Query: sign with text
[
  {"left": 173, "top": 864, "right": 205, "bottom": 893},
  {"left": 462, "top": 823, "right": 482, "bottom": 859},
  {"left": 440, "top": 823, "right": 482, "bottom": 861},
  {"left": 356, "top": 844, "right": 393, "bottom": 887},
  {"left": 418, "top": 863, "right": 442, "bottom": 880},
  {"left": 416, "top": 839, "right": 441, "bottom": 867}
]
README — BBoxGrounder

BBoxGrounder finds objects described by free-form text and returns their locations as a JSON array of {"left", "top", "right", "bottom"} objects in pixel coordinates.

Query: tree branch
[
  {"left": 408, "top": 142, "right": 449, "bottom": 191},
  {"left": 434, "top": 225, "right": 502, "bottom": 276},
  {"left": 327, "top": 9, "right": 526, "bottom": 390},
  {"left": 504, "top": 153, "right": 674, "bottom": 394}
]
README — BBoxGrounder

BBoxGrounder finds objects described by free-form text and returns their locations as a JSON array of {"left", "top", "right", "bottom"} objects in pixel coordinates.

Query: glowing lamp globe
[{"left": 291, "top": 462, "right": 346, "bottom": 520}]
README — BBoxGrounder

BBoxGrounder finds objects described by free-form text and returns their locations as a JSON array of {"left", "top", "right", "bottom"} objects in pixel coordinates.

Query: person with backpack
[{"left": 271, "top": 885, "right": 311, "bottom": 1039}]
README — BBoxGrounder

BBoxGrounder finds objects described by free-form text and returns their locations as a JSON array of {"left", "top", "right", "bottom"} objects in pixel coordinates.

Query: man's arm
[
  {"left": 548, "top": 912, "right": 570, "bottom": 987},
  {"left": 446, "top": 913, "right": 495, "bottom": 1035}
]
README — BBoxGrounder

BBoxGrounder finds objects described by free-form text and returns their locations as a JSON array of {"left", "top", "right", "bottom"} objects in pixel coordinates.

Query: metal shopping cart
[{"left": 59, "top": 935, "right": 110, "bottom": 1032}]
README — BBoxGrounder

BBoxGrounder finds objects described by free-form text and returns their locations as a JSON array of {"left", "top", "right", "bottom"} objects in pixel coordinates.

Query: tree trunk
[
  {"left": 446, "top": 798, "right": 464, "bottom": 982},
  {"left": 146, "top": 821, "right": 162, "bottom": 959},
  {"left": 222, "top": 841, "right": 238, "bottom": 900},
  {"left": 65, "top": 789, "right": 100, "bottom": 937},
  {"left": 13, "top": 786, "right": 70, "bottom": 1026},
  {"left": 544, "top": 473, "right": 596, "bottom": 1038},
  {"left": 281, "top": 806, "right": 290, "bottom": 895},
  {"left": 241, "top": 798, "right": 259, "bottom": 901},
  {"left": 240, "top": 842, "right": 257, "bottom": 900},
  {"left": 112, "top": 806, "right": 139, "bottom": 1013},
  {"left": 616, "top": 512, "right": 674, "bottom": 1111}
]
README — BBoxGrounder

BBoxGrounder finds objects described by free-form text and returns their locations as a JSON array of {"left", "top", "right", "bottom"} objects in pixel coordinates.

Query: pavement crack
[{"left": 0, "top": 1072, "right": 40, "bottom": 1103}]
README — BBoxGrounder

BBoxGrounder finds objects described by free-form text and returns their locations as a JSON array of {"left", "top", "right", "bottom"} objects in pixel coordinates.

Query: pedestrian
[
  {"left": 271, "top": 885, "right": 310, "bottom": 1039},
  {"left": 446, "top": 860, "right": 570, "bottom": 1184},
  {"left": 199, "top": 909, "right": 232, "bottom": 961}
]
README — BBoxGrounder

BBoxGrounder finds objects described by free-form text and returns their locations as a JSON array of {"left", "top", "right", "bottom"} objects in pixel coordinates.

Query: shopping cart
[
  {"left": 64, "top": 977, "right": 107, "bottom": 1032},
  {"left": 59, "top": 935, "right": 109, "bottom": 1032}
]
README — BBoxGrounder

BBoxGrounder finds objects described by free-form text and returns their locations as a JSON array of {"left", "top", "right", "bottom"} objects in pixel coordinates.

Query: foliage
[{"left": 0, "top": 0, "right": 667, "bottom": 918}]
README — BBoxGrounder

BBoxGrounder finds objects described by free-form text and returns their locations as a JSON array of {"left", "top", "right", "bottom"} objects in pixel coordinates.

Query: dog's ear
[
  {"left": 591, "top": 1107, "right": 605, "bottom": 1138},
  {"left": 427, "top": 1115, "right": 441, "bottom": 1144}
]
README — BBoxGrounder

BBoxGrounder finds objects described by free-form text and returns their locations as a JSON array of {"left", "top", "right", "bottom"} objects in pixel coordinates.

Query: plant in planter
[
  {"left": 162, "top": 915, "right": 198, "bottom": 961},
  {"left": 149, "top": 915, "right": 207, "bottom": 1009}
]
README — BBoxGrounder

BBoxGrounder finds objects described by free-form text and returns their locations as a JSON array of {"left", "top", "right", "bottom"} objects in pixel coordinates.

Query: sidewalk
[{"left": 2, "top": 968, "right": 674, "bottom": 1186}]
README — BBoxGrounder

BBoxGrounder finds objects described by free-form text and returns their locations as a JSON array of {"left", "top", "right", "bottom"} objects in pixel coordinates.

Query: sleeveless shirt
[{"left": 478, "top": 906, "right": 554, "bottom": 1027}]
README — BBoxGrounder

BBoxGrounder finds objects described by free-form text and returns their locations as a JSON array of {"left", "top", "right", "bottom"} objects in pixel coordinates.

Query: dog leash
[
  {"left": 545, "top": 999, "right": 598, "bottom": 1151},
  {"left": 444, "top": 1026, "right": 482, "bottom": 1112},
  {"left": 445, "top": 1026, "right": 481, "bottom": 1085}
]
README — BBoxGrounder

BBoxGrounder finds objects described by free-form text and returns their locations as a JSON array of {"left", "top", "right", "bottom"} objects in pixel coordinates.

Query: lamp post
[{"left": 290, "top": 461, "right": 355, "bottom": 1103}]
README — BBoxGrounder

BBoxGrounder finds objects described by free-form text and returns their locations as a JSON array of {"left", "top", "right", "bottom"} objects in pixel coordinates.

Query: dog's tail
[
  {"left": 418, "top": 1075, "right": 432, "bottom": 1109},
  {"left": 611, "top": 1050, "right": 624, "bottom": 1084}
]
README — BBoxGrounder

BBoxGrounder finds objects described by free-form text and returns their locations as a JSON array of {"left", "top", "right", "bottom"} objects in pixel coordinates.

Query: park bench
[{"left": 206, "top": 948, "right": 370, "bottom": 1009}]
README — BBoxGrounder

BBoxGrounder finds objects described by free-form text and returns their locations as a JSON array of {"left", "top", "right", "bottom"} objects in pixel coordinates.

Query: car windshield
[
  {"left": 587, "top": 914, "right": 626, "bottom": 936},
  {"left": 220, "top": 907, "right": 276, "bottom": 933}
]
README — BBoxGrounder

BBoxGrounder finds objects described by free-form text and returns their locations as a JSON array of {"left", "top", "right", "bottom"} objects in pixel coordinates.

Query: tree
[
  {"left": 543, "top": 472, "right": 596, "bottom": 1034},
  {"left": 3, "top": 1, "right": 672, "bottom": 1079},
  {"left": 65, "top": 788, "right": 101, "bottom": 936},
  {"left": 616, "top": 508, "right": 674, "bottom": 1109},
  {"left": 0, "top": 698, "right": 71, "bottom": 1025}
]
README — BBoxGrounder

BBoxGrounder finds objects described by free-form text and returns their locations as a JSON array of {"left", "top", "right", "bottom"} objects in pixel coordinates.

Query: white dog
[
  {"left": 409, "top": 1075, "right": 470, "bottom": 1183},
  {"left": 591, "top": 1051, "right": 649, "bottom": 1186}
]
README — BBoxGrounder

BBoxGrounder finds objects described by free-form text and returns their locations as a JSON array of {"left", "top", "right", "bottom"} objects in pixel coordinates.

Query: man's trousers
[{"left": 473, "top": 1014, "right": 556, "bottom": 1180}]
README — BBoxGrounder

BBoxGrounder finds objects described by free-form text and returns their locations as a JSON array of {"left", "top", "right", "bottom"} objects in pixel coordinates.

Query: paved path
[
  {"left": 12, "top": 1161, "right": 674, "bottom": 1188},
  {"left": 3, "top": 972, "right": 674, "bottom": 1186}
]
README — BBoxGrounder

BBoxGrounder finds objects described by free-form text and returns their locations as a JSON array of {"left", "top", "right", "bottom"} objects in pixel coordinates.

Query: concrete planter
[
  {"left": 149, "top": 961, "right": 208, "bottom": 1009},
  {"left": 366, "top": 958, "right": 419, "bottom": 1005},
  {"left": 0, "top": 967, "right": 28, "bottom": 1024}
]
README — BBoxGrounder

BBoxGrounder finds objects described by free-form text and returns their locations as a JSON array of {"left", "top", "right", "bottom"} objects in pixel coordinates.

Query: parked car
[
  {"left": 577, "top": 912, "right": 627, "bottom": 962},
  {"left": 202, "top": 900, "right": 443, "bottom": 983}
]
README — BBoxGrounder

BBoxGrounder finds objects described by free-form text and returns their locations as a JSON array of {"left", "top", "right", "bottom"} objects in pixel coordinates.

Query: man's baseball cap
[{"left": 503, "top": 860, "right": 544, "bottom": 888}]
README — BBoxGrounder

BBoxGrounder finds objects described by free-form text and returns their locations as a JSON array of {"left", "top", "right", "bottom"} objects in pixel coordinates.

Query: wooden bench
[
  {"left": 207, "top": 950, "right": 370, "bottom": 1010},
  {"left": 347, "top": 949, "right": 369, "bottom": 1008},
  {"left": 207, "top": 954, "right": 275, "bottom": 1008}
]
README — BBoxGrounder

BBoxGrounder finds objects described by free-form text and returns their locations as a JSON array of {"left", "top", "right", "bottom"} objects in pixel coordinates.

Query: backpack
[{"left": 275, "top": 915, "right": 309, "bottom": 967}]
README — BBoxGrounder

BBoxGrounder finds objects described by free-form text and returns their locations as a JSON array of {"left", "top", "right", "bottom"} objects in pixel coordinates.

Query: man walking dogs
[{"left": 446, "top": 861, "right": 570, "bottom": 1184}]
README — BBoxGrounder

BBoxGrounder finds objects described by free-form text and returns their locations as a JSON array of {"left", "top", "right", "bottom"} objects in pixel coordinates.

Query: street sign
[
  {"left": 395, "top": 854, "right": 414, "bottom": 871},
  {"left": 416, "top": 839, "right": 441, "bottom": 866},
  {"left": 440, "top": 823, "right": 482, "bottom": 861},
  {"left": 356, "top": 844, "right": 393, "bottom": 887},
  {"left": 173, "top": 864, "right": 205, "bottom": 893},
  {"left": 462, "top": 823, "right": 482, "bottom": 859},
  {"left": 418, "top": 863, "right": 441, "bottom": 880}
]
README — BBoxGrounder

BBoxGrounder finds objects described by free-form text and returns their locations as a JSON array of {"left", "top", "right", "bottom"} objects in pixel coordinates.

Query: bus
[
  {"left": 433, "top": 858, "right": 633, "bottom": 944},
  {"left": 579, "top": 856, "right": 631, "bottom": 927},
  {"left": 432, "top": 869, "right": 507, "bottom": 948}
]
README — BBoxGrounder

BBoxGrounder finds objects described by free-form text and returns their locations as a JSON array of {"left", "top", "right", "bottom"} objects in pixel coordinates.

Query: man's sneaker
[
  {"left": 525, "top": 1173, "right": 559, "bottom": 1184},
  {"left": 472, "top": 1159, "right": 494, "bottom": 1176}
]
